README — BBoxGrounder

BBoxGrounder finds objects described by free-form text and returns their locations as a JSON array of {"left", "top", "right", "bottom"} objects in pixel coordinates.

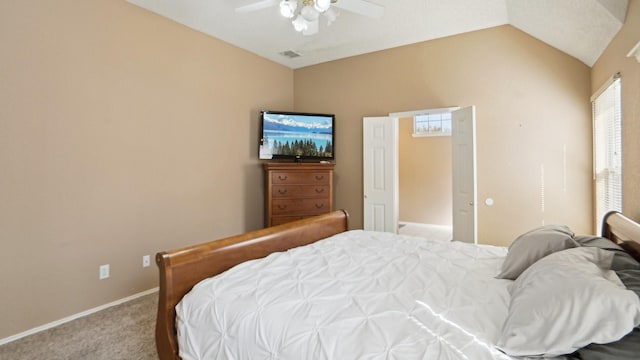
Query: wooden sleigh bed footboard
[{"left": 155, "top": 209, "right": 349, "bottom": 360}]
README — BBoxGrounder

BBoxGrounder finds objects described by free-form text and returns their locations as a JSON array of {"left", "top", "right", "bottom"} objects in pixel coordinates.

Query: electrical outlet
[
  {"left": 142, "top": 255, "right": 150, "bottom": 268},
  {"left": 99, "top": 264, "right": 110, "bottom": 280}
]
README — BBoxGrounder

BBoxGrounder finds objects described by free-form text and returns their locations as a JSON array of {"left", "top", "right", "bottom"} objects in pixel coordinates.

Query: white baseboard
[{"left": 0, "top": 287, "right": 159, "bottom": 346}]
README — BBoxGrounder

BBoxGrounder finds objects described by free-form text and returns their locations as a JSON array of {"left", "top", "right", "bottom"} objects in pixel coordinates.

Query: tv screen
[{"left": 259, "top": 110, "right": 334, "bottom": 161}]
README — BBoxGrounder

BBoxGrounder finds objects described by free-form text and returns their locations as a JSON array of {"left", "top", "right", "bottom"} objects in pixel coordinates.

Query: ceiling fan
[{"left": 235, "top": 0, "right": 385, "bottom": 35}]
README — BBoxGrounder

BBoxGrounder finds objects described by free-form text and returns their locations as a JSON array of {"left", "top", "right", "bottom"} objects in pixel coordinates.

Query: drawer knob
[
  {"left": 278, "top": 205, "right": 287, "bottom": 210},
  {"left": 278, "top": 175, "right": 288, "bottom": 181},
  {"left": 315, "top": 175, "right": 324, "bottom": 180},
  {"left": 315, "top": 188, "right": 324, "bottom": 193},
  {"left": 278, "top": 189, "right": 288, "bottom": 195},
  {"left": 315, "top": 203, "right": 324, "bottom": 209}
]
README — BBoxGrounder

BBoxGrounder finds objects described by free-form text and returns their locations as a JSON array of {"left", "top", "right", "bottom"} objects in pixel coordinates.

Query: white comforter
[{"left": 176, "top": 230, "right": 555, "bottom": 360}]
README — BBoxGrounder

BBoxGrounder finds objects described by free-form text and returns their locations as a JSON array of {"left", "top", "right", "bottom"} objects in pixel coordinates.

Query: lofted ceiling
[{"left": 126, "top": 0, "right": 628, "bottom": 69}]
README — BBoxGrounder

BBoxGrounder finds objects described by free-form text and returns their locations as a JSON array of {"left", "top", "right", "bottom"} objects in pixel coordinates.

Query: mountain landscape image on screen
[{"left": 262, "top": 113, "right": 333, "bottom": 158}]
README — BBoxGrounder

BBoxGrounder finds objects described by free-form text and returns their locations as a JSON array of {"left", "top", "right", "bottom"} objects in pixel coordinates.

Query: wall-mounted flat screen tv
[{"left": 259, "top": 110, "right": 334, "bottom": 161}]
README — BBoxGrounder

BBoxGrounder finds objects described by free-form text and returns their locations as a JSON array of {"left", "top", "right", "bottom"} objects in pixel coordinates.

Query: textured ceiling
[{"left": 126, "top": 0, "right": 628, "bottom": 69}]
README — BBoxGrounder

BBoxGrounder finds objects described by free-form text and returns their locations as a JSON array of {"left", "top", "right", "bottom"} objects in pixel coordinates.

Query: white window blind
[{"left": 592, "top": 74, "right": 622, "bottom": 234}]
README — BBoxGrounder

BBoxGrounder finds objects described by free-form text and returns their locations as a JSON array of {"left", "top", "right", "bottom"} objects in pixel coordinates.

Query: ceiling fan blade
[
  {"left": 235, "top": 0, "right": 279, "bottom": 13},
  {"left": 332, "top": 0, "right": 384, "bottom": 18}
]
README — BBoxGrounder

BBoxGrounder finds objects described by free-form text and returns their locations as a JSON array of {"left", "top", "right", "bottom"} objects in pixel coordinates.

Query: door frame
[{"left": 363, "top": 107, "right": 476, "bottom": 240}]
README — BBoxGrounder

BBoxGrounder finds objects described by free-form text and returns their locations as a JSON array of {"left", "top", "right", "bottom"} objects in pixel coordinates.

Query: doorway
[
  {"left": 363, "top": 107, "right": 477, "bottom": 243},
  {"left": 397, "top": 116, "right": 452, "bottom": 240}
]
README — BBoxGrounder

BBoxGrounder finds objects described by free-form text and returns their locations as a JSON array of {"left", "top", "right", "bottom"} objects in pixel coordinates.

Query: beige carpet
[{"left": 0, "top": 292, "right": 158, "bottom": 360}]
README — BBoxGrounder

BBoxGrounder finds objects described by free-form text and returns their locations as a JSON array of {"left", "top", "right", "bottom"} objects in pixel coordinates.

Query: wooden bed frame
[
  {"left": 155, "top": 210, "right": 349, "bottom": 360},
  {"left": 155, "top": 209, "right": 640, "bottom": 360},
  {"left": 602, "top": 211, "right": 640, "bottom": 261}
]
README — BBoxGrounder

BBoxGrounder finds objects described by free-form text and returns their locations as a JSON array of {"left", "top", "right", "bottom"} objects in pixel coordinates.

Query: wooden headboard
[
  {"left": 155, "top": 210, "right": 349, "bottom": 360},
  {"left": 602, "top": 211, "right": 640, "bottom": 262}
]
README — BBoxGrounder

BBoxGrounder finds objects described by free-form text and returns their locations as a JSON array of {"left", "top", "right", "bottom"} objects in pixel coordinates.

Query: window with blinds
[{"left": 592, "top": 74, "right": 622, "bottom": 234}]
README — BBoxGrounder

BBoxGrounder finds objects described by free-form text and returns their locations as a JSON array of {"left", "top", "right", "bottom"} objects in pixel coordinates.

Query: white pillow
[{"left": 497, "top": 247, "right": 640, "bottom": 357}]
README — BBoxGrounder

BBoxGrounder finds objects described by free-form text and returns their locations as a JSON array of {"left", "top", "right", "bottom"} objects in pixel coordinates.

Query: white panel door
[
  {"left": 452, "top": 106, "right": 477, "bottom": 243},
  {"left": 363, "top": 116, "right": 398, "bottom": 232}
]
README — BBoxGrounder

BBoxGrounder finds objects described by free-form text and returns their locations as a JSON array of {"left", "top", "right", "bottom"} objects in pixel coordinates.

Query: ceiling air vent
[{"left": 279, "top": 50, "right": 302, "bottom": 59}]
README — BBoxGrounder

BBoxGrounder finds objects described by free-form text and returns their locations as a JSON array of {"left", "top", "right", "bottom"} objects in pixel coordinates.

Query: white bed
[
  {"left": 177, "top": 230, "right": 516, "bottom": 360},
  {"left": 156, "top": 210, "right": 640, "bottom": 360}
]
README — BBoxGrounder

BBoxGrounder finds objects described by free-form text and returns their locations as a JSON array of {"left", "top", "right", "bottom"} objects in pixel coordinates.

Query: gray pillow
[
  {"left": 497, "top": 224, "right": 577, "bottom": 280},
  {"left": 576, "top": 269, "right": 640, "bottom": 360},
  {"left": 575, "top": 235, "right": 640, "bottom": 271}
]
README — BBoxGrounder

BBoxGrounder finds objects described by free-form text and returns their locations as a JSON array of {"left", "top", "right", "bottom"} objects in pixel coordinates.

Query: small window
[{"left": 413, "top": 111, "right": 452, "bottom": 137}]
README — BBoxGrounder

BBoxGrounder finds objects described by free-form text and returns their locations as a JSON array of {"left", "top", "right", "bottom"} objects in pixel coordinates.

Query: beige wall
[
  {"left": 592, "top": 0, "right": 640, "bottom": 224},
  {"left": 3, "top": 0, "right": 631, "bottom": 343},
  {"left": 294, "top": 25, "right": 593, "bottom": 246},
  {"left": 0, "top": 1, "right": 293, "bottom": 339},
  {"left": 398, "top": 118, "right": 452, "bottom": 226}
]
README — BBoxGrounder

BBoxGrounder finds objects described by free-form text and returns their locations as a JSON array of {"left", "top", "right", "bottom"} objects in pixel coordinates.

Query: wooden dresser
[{"left": 264, "top": 162, "right": 335, "bottom": 227}]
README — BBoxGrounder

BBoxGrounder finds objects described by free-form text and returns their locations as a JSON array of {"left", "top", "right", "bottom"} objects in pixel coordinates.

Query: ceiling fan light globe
[
  {"left": 323, "top": 7, "right": 336, "bottom": 25},
  {"left": 279, "top": 0, "right": 297, "bottom": 18},
  {"left": 314, "top": 0, "right": 331, "bottom": 12},
  {"left": 292, "top": 15, "right": 308, "bottom": 32},
  {"left": 301, "top": 5, "right": 320, "bottom": 21},
  {"left": 303, "top": 19, "right": 319, "bottom": 35}
]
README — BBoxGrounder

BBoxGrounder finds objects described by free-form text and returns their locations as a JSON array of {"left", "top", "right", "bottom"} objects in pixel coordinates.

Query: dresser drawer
[
  {"left": 264, "top": 163, "right": 334, "bottom": 227},
  {"left": 272, "top": 198, "right": 331, "bottom": 215},
  {"left": 271, "top": 171, "right": 330, "bottom": 185},
  {"left": 272, "top": 185, "right": 330, "bottom": 199}
]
